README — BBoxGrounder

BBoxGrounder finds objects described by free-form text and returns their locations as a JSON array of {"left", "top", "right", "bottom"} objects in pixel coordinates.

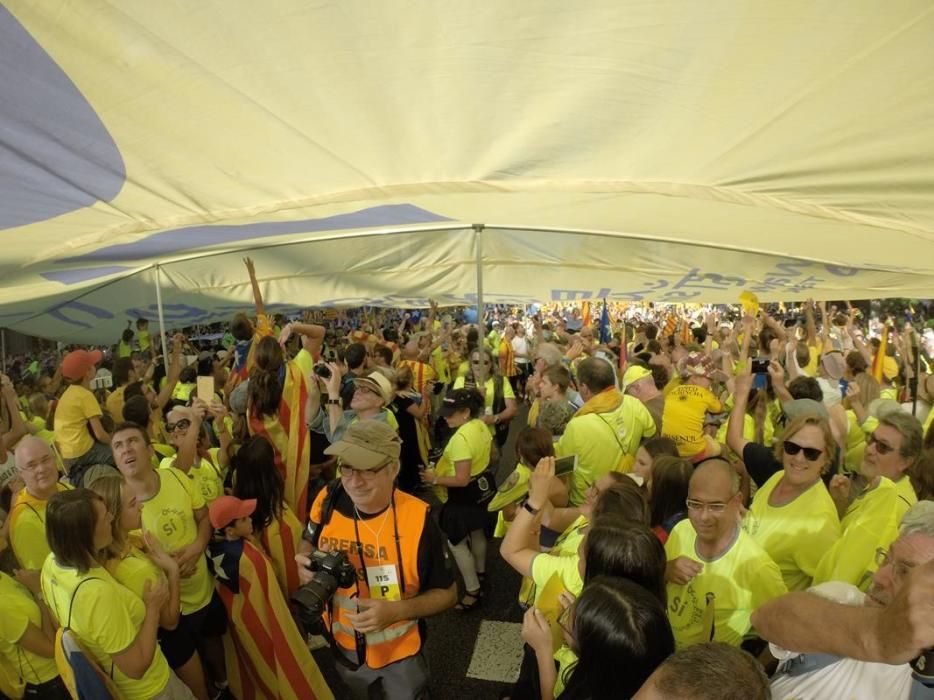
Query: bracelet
[{"left": 326, "top": 398, "right": 341, "bottom": 406}]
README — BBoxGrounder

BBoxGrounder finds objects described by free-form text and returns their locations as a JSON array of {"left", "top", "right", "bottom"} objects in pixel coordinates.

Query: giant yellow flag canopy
[{"left": 1, "top": 1, "right": 933, "bottom": 342}]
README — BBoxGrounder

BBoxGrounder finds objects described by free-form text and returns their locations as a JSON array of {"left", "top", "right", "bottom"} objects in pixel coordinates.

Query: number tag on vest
[{"left": 366, "top": 564, "right": 401, "bottom": 601}]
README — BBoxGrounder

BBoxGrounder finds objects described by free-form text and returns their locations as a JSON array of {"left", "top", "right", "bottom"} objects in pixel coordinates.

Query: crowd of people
[{"left": 1, "top": 257, "right": 934, "bottom": 699}]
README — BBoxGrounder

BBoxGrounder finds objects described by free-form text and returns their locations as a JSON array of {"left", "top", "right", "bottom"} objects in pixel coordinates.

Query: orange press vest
[{"left": 310, "top": 488, "right": 428, "bottom": 669}]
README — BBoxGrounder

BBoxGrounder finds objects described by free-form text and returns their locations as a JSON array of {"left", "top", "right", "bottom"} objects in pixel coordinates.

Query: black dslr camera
[{"left": 291, "top": 549, "right": 357, "bottom": 632}]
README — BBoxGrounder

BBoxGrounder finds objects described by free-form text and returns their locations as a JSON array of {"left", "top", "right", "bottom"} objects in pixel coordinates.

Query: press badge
[{"left": 366, "top": 564, "right": 401, "bottom": 601}]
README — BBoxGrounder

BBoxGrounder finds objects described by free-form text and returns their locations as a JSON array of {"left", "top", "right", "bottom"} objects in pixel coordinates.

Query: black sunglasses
[{"left": 783, "top": 440, "right": 823, "bottom": 462}]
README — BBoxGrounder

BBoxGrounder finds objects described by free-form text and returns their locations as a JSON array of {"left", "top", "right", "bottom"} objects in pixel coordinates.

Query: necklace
[{"left": 354, "top": 505, "right": 391, "bottom": 564}]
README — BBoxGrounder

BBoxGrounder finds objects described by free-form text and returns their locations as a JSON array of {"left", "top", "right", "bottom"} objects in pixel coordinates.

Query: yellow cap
[{"left": 487, "top": 464, "right": 531, "bottom": 511}]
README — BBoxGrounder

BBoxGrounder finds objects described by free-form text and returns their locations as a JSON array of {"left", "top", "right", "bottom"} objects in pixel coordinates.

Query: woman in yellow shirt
[
  {"left": 422, "top": 389, "right": 492, "bottom": 611},
  {"left": 87, "top": 473, "right": 182, "bottom": 632},
  {"left": 40, "top": 489, "right": 193, "bottom": 700},
  {"left": 739, "top": 412, "right": 842, "bottom": 591}
]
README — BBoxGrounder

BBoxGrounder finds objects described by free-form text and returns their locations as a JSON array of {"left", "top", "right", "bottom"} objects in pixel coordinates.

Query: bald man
[
  {"left": 664, "top": 459, "right": 786, "bottom": 649},
  {"left": 8, "top": 437, "right": 71, "bottom": 571}
]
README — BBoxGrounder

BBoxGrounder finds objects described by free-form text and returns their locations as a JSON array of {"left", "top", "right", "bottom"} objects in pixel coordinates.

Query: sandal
[{"left": 455, "top": 589, "right": 483, "bottom": 613}]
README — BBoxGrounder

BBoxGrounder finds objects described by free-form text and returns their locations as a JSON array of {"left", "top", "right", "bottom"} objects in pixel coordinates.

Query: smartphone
[
  {"left": 751, "top": 359, "right": 770, "bottom": 374},
  {"left": 554, "top": 455, "right": 578, "bottom": 477},
  {"left": 839, "top": 379, "right": 849, "bottom": 396},
  {"left": 197, "top": 375, "right": 215, "bottom": 401}
]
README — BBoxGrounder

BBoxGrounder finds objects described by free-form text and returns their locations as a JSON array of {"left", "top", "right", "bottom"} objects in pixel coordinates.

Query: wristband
[
  {"left": 522, "top": 500, "right": 541, "bottom": 516},
  {"left": 326, "top": 398, "right": 341, "bottom": 406}
]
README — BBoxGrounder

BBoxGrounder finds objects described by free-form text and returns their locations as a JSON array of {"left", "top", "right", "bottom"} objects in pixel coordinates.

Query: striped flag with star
[
  {"left": 210, "top": 538, "right": 334, "bottom": 700},
  {"left": 248, "top": 357, "right": 312, "bottom": 517}
]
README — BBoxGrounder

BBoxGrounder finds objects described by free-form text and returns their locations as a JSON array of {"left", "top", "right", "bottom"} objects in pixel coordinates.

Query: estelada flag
[
  {"left": 661, "top": 314, "right": 677, "bottom": 338},
  {"left": 872, "top": 325, "right": 890, "bottom": 383},
  {"left": 248, "top": 355, "right": 311, "bottom": 516},
  {"left": 210, "top": 537, "right": 334, "bottom": 700},
  {"left": 258, "top": 506, "right": 304, "bottom": 599},
  {"left": 581, "top": 300, "right": 591, "bottom": 327}
]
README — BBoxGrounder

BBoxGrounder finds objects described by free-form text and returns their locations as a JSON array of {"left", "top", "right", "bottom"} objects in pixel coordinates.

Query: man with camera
[{"left": 295, "top": 421, "right": 456, "bottom": 699}]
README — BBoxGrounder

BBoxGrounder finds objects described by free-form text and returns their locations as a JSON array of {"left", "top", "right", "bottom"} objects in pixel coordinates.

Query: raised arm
[{"left": 243, "top": 257, "right": 265, "bottom": 317}]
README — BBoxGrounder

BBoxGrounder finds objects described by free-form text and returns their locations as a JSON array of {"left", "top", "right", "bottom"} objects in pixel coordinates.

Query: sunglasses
[
  {"left": 167, "top": 418, "right": 191, "bottom": 432},
  {"left": 783, "top": 440, "right": 823, "bottom": 462},
  {"left": 867, "top": 433, "right": 895, "bottom": 455}
]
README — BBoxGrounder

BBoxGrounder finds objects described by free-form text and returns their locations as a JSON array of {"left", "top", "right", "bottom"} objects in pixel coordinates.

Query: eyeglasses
[
  {"left": 875, "top": 547, "right": 914, "bottom": 582},
  {"left": 340, "top": 460, "right": 391, "bottom": 479},
  {"left": 166, "top": 418, "right": 191, "bottom": 432},
  {"left": 867, "top": 433, "right": 895, "bottom": 455},
  {"left": 783, "top": 440, "right": 823, "bottom": 462},
  {"left": 685, "top": 499, "right": 728, "bottom": 514},
  {"left": 354, "top": 386, "right": 380, "bottom": 397},
  {"left": 18, "top": 454, "right": 54, "bottom": 472}
]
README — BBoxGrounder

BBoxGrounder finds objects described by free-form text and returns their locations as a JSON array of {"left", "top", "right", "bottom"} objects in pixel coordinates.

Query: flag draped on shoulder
[
  {"left": 259, "top": 507, "right": 303, "bottom": 599},
  {"left": 210, "top": 538, "right": 334, "bottom": 700},
  {"left": 248, "top": 357, "right": 311, "bottom": 516}
]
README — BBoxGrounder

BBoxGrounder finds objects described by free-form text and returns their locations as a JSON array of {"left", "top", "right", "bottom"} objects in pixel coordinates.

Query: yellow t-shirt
[
  {"left": 518, "top": 515, "right": 588, "bottom": 607},
  {"left": 138, "top": 468, "right": 213, "bottom": 614},
  {"left": 452, "top": 375, "right": 516, "bottom": 435},
  {"left": 41, "top": 557, "right": 171, "bottom": 700},
  {"left": 137, "top": 330, "right": 151, "bottom": 352},
  {"left": 661, "top": 383, "right": 723, "bottom": 457},
  {"left": 743, "top": 471, "right": 841, "bottom": 592},
  {"left": 110, "top": 544, "right": 166, "bottom": 602},
  {"left": 431, "top": 347, "right": 451, "bottom": 385},
  {"left": 0, "top": 572, "right": 60, "bottom": 685},
  {"left": 880, "top": 387, "right": 898, "bottom": 401},
  {"left": 434, "top": 418, "right": 492, "bottom": 503},
  {"left": 159, "top": 447, "right": 225, "bottom": 505},
  {"left": 9, "top": 483, "right": 72, "bottom": 571},
  {"left": 813, "top": 477, "right": 899, "bottom": 590},
  {"left": 556, "top": 395, "right": 657, "bottom": 505},
  {"left": 894, "top": 475, "right": 918, "bottom": 524},
  {"left": 53, "top": 384, "right": 101, "bottom": 459},
  {"left": 530, "top": 552, "right": 583, "bottom": 607},
  {"left": 843, "top": 410, "right": 867, "bottom": 474},
  {"left": 105, "top": 385, "right": 127, "bottom": 423},
  {"left": 553, "top": 644, "right": 578, "bottom": 699},
  {"left": 665, "top": 521, "right": 787, "bottom": 649}
]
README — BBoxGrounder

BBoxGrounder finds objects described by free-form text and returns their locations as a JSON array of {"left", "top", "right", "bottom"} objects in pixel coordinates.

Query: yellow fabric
[
  {"left": 527, "top": 398, "right": 541, "bottom": 428},
  {"left": 171, "top": 381, "right": 196, "bottom": 402},
  {"left": 553, "top": 644, "right": 578, "bottom": 699},
  {"left": 530, "top": 552, "right": 583, "bottom": 607},
  {"left": 894, "top": 475, "right": 918, "bottom": 523},
  {"left": 802, "top": 345, "right": 820, "bottom": 377},
  {"left": 813, "top": 477, "right": 899, "bottom": 590},
  {"left": 430, "top": 347, "right": 450, "bottom": 385},
  {"left": 452, "top": 375, "right": 516, "bottom": 435},
  {"left": 843, "top": 410, "right": 867, "bottom": 473},
  {"left": 52, "top": 385, "right": 100, "bottom": 459},
  {"left": 137, "top": 330, "right": 151, "bottom": 352},
  {"left": 41, "top": 556, "right": 171, "bottom": 700},
  {"left": 104, "top": 385, "right": 126, "bottom": 422},
  {"left": 716, "top": 411, "right": 774, "bottom": 451},
  {"left": 138, "top": 467, "right": 213, "bottom": 614},
  {"left": 8, "top": 483, "right": 72, "bottom": 571},
  {"left": 159, "top": 447, "right": 225, "bottom": 504},
  {"left": 880, "top": 387, "right": 898, "bottom": 401},
  {"left": 556, "top": 393, "right": 656, "bottom": 505},
  {"left": 744, "top": 472, "right": 840, "bottom": 592},
  {"left": 0, "top": 572, "right": 60, "bottom": 685},
  {"left": 434, "top": 418, "right": 491, "bottom": 503},
  {"left": 662, "top": 383, "right": 723, "bottom": 457},
  {"left": 519, "top": 515, "right": 588, "bottom": 607},
  {"left": 110, "top": 544, "right": 165, "bottom": 601},
  {"left": 665, "top": 522, "right": 786, "bottom": 649},
  {"left": 663, "top": 376, "right": 682, "bottom": 397}
]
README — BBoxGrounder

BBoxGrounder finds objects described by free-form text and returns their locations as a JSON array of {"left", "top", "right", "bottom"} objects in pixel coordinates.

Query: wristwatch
[{"left": 522, "top": 500, "right": 541, "bottom": 516}]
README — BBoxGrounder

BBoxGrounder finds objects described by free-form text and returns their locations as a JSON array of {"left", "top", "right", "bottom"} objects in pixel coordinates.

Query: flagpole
[
  {"left": 473, "top": 224, "right": 486, "bottom": 384},
  {"left": 154, "top": 264, "right": 168, "bottom": 360}
]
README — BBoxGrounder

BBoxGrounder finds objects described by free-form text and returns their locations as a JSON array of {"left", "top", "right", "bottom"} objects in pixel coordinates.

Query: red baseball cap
[
  {"left": 208, "top": 495, "right": 256, "bottom": 530},
  {"left": 61, "top": 349, "right": 103, "bottom": 381}
]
